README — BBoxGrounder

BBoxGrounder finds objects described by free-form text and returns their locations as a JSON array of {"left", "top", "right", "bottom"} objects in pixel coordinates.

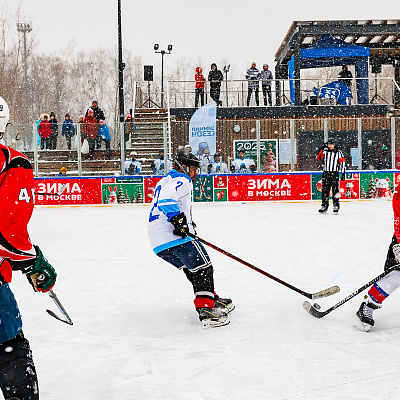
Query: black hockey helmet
[
  {"left": 327, "top": 138, "right": 336, "bottom": 145},
  {"left": 214, "top": 152, "right": 221, "bottom": 158},
  {"left": 175, "top": 150, "right": 201, "bottom": 172}
]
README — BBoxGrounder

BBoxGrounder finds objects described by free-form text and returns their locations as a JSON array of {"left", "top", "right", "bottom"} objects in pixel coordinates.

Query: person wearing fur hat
[
  {"left": 260, "top": 64, "right": 273, "bottom": 106},
  {"left": 195, "top": 67, "right": 206, "bottom": 108}
]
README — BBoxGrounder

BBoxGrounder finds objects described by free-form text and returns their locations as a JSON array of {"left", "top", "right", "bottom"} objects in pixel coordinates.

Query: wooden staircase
[{"left": 130, "top": 109, "right": 172, "bottom": 174}]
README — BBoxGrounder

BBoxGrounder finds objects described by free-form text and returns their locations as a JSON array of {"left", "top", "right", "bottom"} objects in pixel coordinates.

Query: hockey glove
[
  {"left": 393, "top": 243, "right": 400, "bottom": 264},
  {"left": 23, "top": 245, "right": 57, "bottom": 293},
  {"left": 170, "top": 212, "right": 189, "bottom": 238},
  {"left": 341, "top": 174, "right": 346, "bottom": 181}
]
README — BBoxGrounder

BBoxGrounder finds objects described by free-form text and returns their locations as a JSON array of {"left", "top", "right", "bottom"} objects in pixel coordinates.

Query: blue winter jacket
[
  {"left": 61, "top": 119, "right": 75, "bottom": 136},
  {"left": 99, "top": 124, "right": 111, "bottom": 140},
  {"left": 246, "top": 67, "right": 260, "bottom": 89}
]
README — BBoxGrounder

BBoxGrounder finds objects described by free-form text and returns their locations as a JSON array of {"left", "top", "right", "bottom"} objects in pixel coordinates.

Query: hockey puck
[{"left": 313, "top": 303, "right": 321, "bottom": 310}]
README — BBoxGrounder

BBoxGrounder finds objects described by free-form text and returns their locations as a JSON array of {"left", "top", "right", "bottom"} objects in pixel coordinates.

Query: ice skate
[
  {"left": 214, "top": 297, "right": 235, "bottom": 313},
  {"left": 197, "top": 307, "right": 230, "bottom": 329},
  {"left": 318, "top": 206, "right": 327, "bottom": 213},
  {"left": 356, "top": 301, "right": 377, "bottom": 332},
  {"left": 333, "top": 205, "right": 339, "bottom": 214}
]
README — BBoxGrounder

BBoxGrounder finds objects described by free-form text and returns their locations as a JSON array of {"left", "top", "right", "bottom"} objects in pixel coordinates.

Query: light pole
[
  {"left": 223, "top": 64, "right": 230, "bottom": 107},
  {"left": 154, "top": 44, "right": 172, "bottom": 108},
  {"left": 117, "top": 0, "right": 125, "bottom": 122}
]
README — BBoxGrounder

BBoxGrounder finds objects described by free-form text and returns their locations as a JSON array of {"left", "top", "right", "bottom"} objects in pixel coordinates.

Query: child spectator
[
  {"left": 61, "top": 113, "right": 75, "bottom": 150},
  {"left": 195, "top": 67, "right": 206, "bottom": 108},
  {"left": 99, "top": 119, "right": 111, "bottom": 158},
  {"left": 38, "top": 114, "right": 51, "bottom": 150},
  {"left": 59, "top": 167, "right": 67, "bottom": 176}
]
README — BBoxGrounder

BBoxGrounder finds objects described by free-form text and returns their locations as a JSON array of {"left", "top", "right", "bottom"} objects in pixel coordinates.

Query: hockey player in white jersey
[
  {"left": 208, "top": 152, "right": 229, "bottom": 174},
  {"left": 124, "top": 151, "right": 141, "bottom": 175},
  {"left": 231, "top": 149, "right": 256, "bottom": 173},
  {"left": 147, "top": 150, "right": 234, "bottom": 328},
  {"left": 152, "top": 149, "right": 173, "bottom": 175}
]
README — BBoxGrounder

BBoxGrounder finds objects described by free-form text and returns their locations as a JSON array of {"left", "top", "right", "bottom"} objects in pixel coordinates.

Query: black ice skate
[
  {"left": 333, "top": 205, "right": 339, "bottom": 214},
  {"left": 318, "top": 206, "right": 327, "bottom": 213},
  {"left": 214, "top": 297, "right": 235, "bottom": 314},
  {"left": 197, "top": 307, "right": 230, "bottom": 329},
  {"left": 356, "top": 301, "right": 377, "bottom": 331}
]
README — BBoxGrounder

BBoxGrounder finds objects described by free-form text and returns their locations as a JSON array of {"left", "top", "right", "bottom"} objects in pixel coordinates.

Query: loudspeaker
[{"left": 144, "top": 65, "right": 153, "bottom": 81}]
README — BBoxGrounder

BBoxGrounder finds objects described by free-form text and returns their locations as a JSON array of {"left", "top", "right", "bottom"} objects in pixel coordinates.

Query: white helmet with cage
[{"left": 0, "top": 97, "right": 10, "bottom": 135}]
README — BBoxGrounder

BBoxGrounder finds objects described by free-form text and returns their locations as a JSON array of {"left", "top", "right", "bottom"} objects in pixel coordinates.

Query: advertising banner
[
  {"left": 233, "top": 139, "right": 278, "bottom": 172},
  {"left": 189, "top": 103, "right": 217, "bottom": 162},
  {"left": 228, "top": 174, "right": 311, "bottom": 201},
  {"left": 311, "top": 173, "right": 360, "bottom": 200},
  {"left": 35, "top": 178, "right": 102, "bottom": 205}
]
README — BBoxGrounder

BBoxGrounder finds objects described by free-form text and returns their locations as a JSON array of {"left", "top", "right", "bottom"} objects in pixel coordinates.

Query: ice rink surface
[{"left": 11, "top": 199, "right": 400, "bottom": 399}]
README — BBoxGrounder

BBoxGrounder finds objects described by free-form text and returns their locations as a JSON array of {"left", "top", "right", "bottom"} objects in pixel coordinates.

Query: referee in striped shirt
[{"left": 317, "top": 138, "right": 346, "bottom": 214}]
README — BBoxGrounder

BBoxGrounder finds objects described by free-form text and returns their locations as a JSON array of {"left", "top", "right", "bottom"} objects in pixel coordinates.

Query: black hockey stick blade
[
  {"left": 310, "top": 285, "right": 340, "bottom": 299},
  {"left": 46, "top": 290, "right": 73, "bottom": 325},
  {"left": 303, "top": 301, "right": 330, "bottom": 318}
]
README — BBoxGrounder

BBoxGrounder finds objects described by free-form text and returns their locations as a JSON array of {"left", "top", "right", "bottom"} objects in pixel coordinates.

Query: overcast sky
[{"left": 4, "top": 0, "right": 400, "bottom": 78}]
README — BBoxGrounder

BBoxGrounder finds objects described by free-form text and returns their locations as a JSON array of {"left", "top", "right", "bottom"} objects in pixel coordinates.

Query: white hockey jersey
[
  {"left": 209, "top": 161, "right": 229, "bottom": 174},
  {"left": 124, "top": 159, "right": 141, "bottom": 175},
  {"left": 153, "top": 157, "right": 173, "bottom": 175},
  {"left": 232, "top": 157, "right": 255, "bottom": 173},
  {"left": 148, "top": 169, "right": 195, "bottom": 254}
]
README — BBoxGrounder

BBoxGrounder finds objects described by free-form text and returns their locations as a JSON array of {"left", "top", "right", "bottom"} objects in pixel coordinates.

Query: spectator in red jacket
[
  {"left": 82, "top": 109, "right": 98, "bottom": 160},
  {"left": 195, "top": 67, "right": 206, "bottom": 108},
  {"left": 38, "top": 114, "right": 51, "bottom": 150}
]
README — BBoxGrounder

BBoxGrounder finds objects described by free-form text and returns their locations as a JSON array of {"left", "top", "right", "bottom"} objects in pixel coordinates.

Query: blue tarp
[
  {"left": 313, "top": 80, "right": 352, "bottom": 105},
  {"left": 288, "top": 35, "right": 370, "bottom": 104}
]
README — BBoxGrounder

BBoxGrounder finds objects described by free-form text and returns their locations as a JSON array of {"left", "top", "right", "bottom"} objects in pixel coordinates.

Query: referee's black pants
[{"left": 321, "top": 171, "right": 340, "bottom": 209}]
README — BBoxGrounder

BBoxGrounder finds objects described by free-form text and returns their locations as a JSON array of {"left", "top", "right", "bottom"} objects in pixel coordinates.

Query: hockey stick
[
  {"left": 35, "top": 183, "right": 67, "bottom": 197},
  {"left": 303, "top": 264, "right": 399, "bottom": 318},
  {"left": 198, "top": 178, "right": 212, "bottom": 200},
  {"left": 188, "top": 233, "right": 340, "bottom": 299},
  {"left": 46, "top": 289, "right": 73, "bottom": 325}
]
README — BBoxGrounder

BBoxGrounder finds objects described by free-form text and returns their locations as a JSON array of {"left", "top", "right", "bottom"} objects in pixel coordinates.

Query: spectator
[
  {"left": 59, "top": 167, "right": 67, "bottom": 176},
  {"left": 49, "top": 112, "right": 58, "bottom": 150},
  {"left": 208, "top": 152, "right": 229, "bottom": 174},
  {"left": 85, "top": 100, "right": 105, "bottom": 149},
  {"left": 231, "top": 149, "right": 256, "bottom": 173},
  {"left": 317, "top": 138, "right": 346, "bottom": 214},
  {"left": 124, "top": 151, "right": 142, "bottom": 175},
  {"left": 124, "top": 114, "right": 137, "bottom": 151},
  {"left": 98, "top": 119, "right": 111, "bottom": 159},
  {"left": 260, "top": 64, "right": 273, "bottom": 106},
  {"left": 208, "top": 63, "right": 223, "bottom": 106},
  {"left": 338, "top": 65, "right": 353, "bottom": 87},
  {"left": 61, "top": 113, "right": 75, "bottom": 150},
  {"left": 195, "top": 67, "right": 206, "bottom": 108},
  {"left": 82, "top": 109, "right": 98, "bottom": 160},
  {"left": 38, "top": 114, "right": 51, "bottom": 150},
  {"left": 152, "top": 149, "right": 173, "bottom": 175},
  {"left": 246, "top": 62, "right": 260, "bottom": 106}
]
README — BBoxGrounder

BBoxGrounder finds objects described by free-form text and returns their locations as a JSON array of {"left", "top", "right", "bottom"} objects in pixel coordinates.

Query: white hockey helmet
[{"left": 0, "top": 97, "right": 10, "bottom": 135}]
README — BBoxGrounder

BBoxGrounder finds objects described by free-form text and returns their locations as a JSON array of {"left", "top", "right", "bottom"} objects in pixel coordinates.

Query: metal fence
[{"left": 166, "top": 77, "right": 399, "bottom": 108}]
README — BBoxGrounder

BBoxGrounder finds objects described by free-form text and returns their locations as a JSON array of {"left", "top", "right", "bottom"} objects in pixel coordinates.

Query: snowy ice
[{"left": 10, "top": 199, "right": 400, "bottom": 399}]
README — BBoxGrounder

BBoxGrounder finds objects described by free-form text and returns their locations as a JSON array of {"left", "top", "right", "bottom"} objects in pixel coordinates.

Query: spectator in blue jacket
[
  {"left": 61, "top": 113, "right": 75, "bottom": 150},
  {"left": 246, "top": 62, "right": 260, "bottom": 106},
  {"left": 98, "top": 119, "right": 111, "bottom": 158}
]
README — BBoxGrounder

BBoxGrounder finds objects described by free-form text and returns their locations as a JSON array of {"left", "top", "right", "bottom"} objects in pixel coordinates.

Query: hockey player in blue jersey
[{"left": 147, "top": 150, "right": 234, "bottom": 328}]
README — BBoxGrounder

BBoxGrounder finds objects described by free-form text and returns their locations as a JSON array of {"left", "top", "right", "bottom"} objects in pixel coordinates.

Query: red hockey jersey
[{"left": 0, "top": 144, "right": 36, "bottom": 282}]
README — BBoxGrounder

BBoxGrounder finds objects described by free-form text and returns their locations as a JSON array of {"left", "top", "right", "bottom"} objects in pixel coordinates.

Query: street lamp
[
  {"left": 154, "top": 44, "right": 172, "bottom": 108},
  {"left": 223, "top": 64, "right": 230, "bottom": 107}
]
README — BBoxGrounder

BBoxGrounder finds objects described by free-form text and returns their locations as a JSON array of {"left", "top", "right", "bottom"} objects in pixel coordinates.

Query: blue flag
[{"left": 189, "top": 103, "right": 217, "bottom": 162}]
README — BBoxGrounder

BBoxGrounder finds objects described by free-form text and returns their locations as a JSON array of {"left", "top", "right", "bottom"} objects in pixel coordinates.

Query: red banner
[
  {"left": 34, "top": 178, "right": 102, "bottom": 205},
  {"left": 228, "top": 174, "right": 311, "bottom": 201}
]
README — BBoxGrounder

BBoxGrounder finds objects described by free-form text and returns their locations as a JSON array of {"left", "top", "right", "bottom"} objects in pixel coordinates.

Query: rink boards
[{"left": 33, "top": 170, "right": 400, "bottom": 205}]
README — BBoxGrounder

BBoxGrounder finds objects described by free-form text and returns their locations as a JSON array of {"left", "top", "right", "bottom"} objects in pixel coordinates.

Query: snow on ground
[{"left": 9, "top": 199, "right": 400, "bottom": 399}]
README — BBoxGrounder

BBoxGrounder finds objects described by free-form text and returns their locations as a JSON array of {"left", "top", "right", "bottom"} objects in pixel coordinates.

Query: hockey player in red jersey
[
  {"left": 356, "top": 182, "right": 400, "bottom": 331},
  {"left": 0, "top": 97, "right": 57, "bottom": 399}
]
